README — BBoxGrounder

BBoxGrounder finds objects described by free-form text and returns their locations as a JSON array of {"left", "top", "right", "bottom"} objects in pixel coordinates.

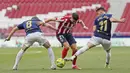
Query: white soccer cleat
[
  {"left": 64, "top": 57, "right": 73, "bottom": 61},
  {"left": 104, "top": 63, "right": 110, "bottom": 69},
  {"left": 51, "top": 64, "right": 56, "bottom": 70},
  {"left": 12, "top": 65, "right": 18, "bottom": 70},
  {"left": 64, "top": 56, "right": 76, "bottom": 61}
]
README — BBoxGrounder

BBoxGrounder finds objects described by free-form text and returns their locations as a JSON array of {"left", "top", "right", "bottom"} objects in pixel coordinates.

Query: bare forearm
[
  {"left": 79, "top": 20, "right": 86, "bottom": 27},
  {"left": 8, "top": 30, "right": 15, "bottom": 38},
  {"left": 110, "top": 18, "right": 125, "bottom": 23},
  {"left": 79, "top": 20, "right": 88, "bottom": 30},
  {"left": 93, "top": 26, "right": 96, "bottom": 31},
  {"left": 112, "top": 19, "right": 122, "bottom": 23},
  {"left": 46, "top": 24, "right": 57, "bottom": 31},
  {"left": 45, "top": 18, "right": 56, "bottom": 23},
  {"left": 7, "top": 27, "right": 18, "bottom": 39}
]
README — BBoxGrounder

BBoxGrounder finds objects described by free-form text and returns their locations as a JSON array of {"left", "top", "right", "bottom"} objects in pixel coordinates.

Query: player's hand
[
  {"left": 120, "top": 18, "right": 125, "bottom": 23},
  {"left": 83, "top": 26, "right": 88, "bottom": 30},
  {"left": 78, "top": 20, "right": 82, "bottom": 23},
  {"left": 5, "top": 37, "right": 10, "bottom": 41}
]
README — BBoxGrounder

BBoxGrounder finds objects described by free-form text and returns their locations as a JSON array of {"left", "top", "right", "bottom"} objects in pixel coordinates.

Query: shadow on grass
[{"left": 4, "top": 67, "right": 113, "bottom": 71}]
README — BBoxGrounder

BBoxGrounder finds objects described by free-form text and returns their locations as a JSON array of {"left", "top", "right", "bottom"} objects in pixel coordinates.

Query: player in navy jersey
[
  {"left": 64, "top": 7, "right": 125, "bottom": 68},
  {"left": 5, "top": 17, "right": 57, "bottom": 70},
  {"left": 45, "top": 13, "right": 88, "bottom": 69}
]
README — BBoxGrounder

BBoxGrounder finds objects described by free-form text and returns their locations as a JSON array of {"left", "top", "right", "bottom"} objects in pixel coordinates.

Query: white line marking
[{"left": 0, "top": 51, "right": 42, "bottom": 55}]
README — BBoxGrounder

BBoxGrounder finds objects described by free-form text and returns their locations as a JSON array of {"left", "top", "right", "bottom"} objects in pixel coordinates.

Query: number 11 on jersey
[{"left": 99, "top": 20, "right": 107, "bottom": 31}]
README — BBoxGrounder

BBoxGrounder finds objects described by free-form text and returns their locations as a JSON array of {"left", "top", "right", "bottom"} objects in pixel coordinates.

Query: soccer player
[
  {"left": 5, "top": 17, "right": 57, "bottom": 70},
  {"left": 64, "top": 7, "right": 125, "bottom": 68},
  {"left": 46, "top": 13, "right": 88, "bottom": 69}
]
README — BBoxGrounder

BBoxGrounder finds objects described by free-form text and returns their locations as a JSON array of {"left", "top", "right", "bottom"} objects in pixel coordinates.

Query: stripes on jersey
[
  {"left": 57, "top": 19, "right": 67, "bottom": 34},
  {"left": 63, "top": 22, "right": 70, "bottom": 33},
  {"left": 66, "top": 22, "right": 75, "bottom": 33},
  {"left": 56, "top": 16, "right": 76, "bottom": 34}
]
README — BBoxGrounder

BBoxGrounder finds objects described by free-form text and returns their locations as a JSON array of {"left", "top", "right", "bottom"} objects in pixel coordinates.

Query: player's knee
[
  {"left": 63, "top": 42, "right": 70, "bottom": 49},
  {"left": 64, "top": 46, "right": 70, "bottom": 49},
  {"left": 64, "top": 46, "right": 69, "bottom": 49},
  {"left": 71, "top": 44, "right": 77, "bottom": 50},
  {"left": 43, "top": 42, "right": 51, "bottom": 49},
  {"left": 87, "top": 42, "right": 95, "bottom": 49},
  {"left": 22, "top": 45, "right": 30, "bottom": 51},
  {"left": 106, "top": 48, "right": 111, "bottom": 53}
]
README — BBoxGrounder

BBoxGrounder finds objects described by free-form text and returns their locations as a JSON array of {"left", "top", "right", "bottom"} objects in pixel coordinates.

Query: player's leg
[
  {"left": 38, "top": 35, "right": 56, "bottom": 70},
  {"left": 66, "top": 34, "right": 80, "bottom": 69},
  {"left": 43, "top": 41, "right": 56, "bottom": 70},
  {"left": 70, "top": 44, "right": 77, "bottom": 66},
  {"left": 62, "top": 42, "right": 70, "bottom": 58},
  {"left": 105, "top": 49, "right": 111, "bottom": 68},
  {"left": 102, "top": 39, "right": 111, "bottom": 68},
  {"left": 13, "top": 38, "right": 33, "bottom": 70},
  {"left": 56, "top": 34, "right": 70, "bottom": 59},
  {"left": 64, "top": 36, "right": 100, "bottom": 61},
  {"left": 73, "top": 42, "right": 95, "bottom": 58},
  {"left": 70, "top": 43, "right": 82, "bottom": 70}
]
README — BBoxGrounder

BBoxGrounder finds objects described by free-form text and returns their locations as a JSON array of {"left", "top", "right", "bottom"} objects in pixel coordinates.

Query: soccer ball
[{"left": 56, "top": 58, "right": 66, "bottom": 68}]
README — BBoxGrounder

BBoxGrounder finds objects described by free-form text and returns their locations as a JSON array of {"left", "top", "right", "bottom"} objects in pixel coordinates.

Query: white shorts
[
  {"left": 24, "top": 32, "right": 48, "bottom": 47},
  {"left": 88, "top": 36, "right": 111, "bottom": 50}
]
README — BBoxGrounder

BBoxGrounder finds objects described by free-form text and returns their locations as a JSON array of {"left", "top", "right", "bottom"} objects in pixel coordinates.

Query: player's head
[
  {"left": 96, "top": 7, "right": 106, "bottom": 15},
  {"left": 31, "top": 16, "right": 41, "bottom": 21},
  {"left": 71, "top": 12, "right": 79, "bottom": 22}
]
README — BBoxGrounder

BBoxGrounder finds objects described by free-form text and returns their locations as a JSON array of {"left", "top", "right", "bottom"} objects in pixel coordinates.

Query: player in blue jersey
[
  {"left": 64, "top": 7, "right": 125, "bottom": 68},
  {"left": 5, "top": 17, "right": 57, "bottom": 70}
]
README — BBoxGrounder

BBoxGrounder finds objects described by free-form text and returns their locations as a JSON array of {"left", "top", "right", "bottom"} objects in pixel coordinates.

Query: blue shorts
[{"left": 56, "top": 33, "right": 76, "bottom": 46}]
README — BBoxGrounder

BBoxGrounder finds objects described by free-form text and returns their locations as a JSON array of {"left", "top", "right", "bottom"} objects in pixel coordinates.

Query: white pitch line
[{"left": 0, "top": 51, "right": 42, "bottom": 55}]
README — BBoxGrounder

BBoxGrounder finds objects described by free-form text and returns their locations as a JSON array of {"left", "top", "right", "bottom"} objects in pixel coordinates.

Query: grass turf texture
[{"left": 0, "top": 47, "right": 130, "bottom": 73}]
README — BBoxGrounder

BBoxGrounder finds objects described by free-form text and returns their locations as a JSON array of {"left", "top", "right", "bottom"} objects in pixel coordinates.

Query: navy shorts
[{"left": 56, "top": 33, "right": 76, "bottom": 46}]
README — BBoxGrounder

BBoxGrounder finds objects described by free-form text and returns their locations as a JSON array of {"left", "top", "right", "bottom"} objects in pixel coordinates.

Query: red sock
[
  {"left": 72, "top": 50, "right": 77, "bottom": 65},
  {"left": 62, "top": 48, "right": 69, "bottom": 58}
]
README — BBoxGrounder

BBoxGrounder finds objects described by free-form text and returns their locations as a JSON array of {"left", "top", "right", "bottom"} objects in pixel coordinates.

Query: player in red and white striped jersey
[{"left": 46, "top": 13, "right": 88, "bottom": 69}]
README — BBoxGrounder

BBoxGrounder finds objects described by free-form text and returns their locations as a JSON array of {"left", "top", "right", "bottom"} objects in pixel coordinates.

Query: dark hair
[
  {"left": 31, "top": 16, "right": 41, "bottom": 21},
  {"left": 96, "top": 7, "right": 106, "bottom": 12},
  {"left": 72, "top": 13, "right": 79, "bottom": 21}
]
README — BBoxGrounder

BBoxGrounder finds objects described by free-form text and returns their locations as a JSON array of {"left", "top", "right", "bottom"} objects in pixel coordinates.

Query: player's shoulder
[
  {"left": 104, "top": 13, "right": 112, "bottom": 15},
  {"left": 19, "top": 20, "right": 27, "bottom": 25},
  {"left": 104, "top": 13, "right": 112, "bottom": 17},
  {"left": 95, "top": 16, "right": 99, "bottom": 22},
  {"left": 26, "top": 20, "right": 39, "bottom": 23},
  {"left": 23, "top": 20, "right": 30, "bottom": 23},
  {"left": 62, "top": 15, "right": 71, "bottom": 20}
]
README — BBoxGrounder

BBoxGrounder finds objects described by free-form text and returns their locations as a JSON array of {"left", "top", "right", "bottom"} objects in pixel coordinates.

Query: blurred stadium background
[
  {"left": 0, "top": 0, "right": 130, "bottom": 73},
  {"left": 0, "top": 0, "right": 130, "bottom": 47}
]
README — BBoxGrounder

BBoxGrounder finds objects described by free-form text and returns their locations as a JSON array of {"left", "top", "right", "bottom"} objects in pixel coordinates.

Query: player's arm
[
  {"left": 110, "top": 18, "right": 125, "bottom": 23},
  {"left": 37, "top": 21, "right": 56, "bottom": 30},
  {"left": 5, "top": 27, "right": 19, "bottom": 41},
  {"left": 45, "top": 18, "right": 64, "bottom": 23},
  {"left": 78, "top": 20, "right": 88, "bottom": 30},
  {"left": 37, "top": 21, "right": 46, "bottom": 26},
  {"left": 37, "top": 20, "right": 57, "bottom": 31},
  {"left": 93, "top": 25, "right": 96, "bottom": 31},
  {"left": 91, "top": 25, "right": 96, "bottom": 36},
  {"left": 44, "top": 23, "right": 57, "bottom": 31},
  {"left": 38, "top": 18, "right": 63, "bottom": 25}
]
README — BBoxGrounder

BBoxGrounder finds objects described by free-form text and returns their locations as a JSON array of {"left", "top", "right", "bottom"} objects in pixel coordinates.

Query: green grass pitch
[{"left": 0, "top": 47, "right": 130, "bottom": 73}]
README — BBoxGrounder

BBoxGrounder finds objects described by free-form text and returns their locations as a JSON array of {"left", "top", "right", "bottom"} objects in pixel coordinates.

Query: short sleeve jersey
[{"left": 94, "top": 13, "right": 112, "bottom": 40}]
